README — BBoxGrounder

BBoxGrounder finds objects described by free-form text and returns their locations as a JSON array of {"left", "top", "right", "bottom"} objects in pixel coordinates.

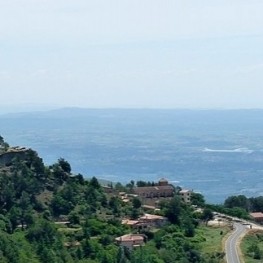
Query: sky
[{"left": 0, "top": 0, "right": 263, "bottom": 111}]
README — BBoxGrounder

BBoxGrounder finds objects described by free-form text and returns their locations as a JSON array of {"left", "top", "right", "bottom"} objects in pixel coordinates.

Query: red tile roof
[{"left": 250, "top": 212, "right": 263, "bottom": 218}]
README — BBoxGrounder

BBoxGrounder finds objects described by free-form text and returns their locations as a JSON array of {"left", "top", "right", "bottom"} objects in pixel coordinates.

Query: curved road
[{"left": 225, "top": 223, "right": 247, "bottom": 263}]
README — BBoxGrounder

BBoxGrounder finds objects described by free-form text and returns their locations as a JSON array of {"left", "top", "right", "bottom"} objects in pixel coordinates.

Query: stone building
[
  {"left": 133, "top": 178, "right": 175, "bottom": 199},
  {"left": 179, "top": 189, "right": 192, "bottom": 203},
  {"left": 115, "top": 234, "right": 145, "bottom": 250}
]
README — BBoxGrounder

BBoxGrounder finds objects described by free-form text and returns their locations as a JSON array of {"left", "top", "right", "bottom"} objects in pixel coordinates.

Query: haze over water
[{"left": 1, "top": 108, "right": 263, "bottom": 204}]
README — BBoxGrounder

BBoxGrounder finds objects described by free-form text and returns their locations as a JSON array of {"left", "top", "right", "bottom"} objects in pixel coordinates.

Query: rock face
[{"left": 0, "top": 147, "right": 29, "bottom": 166}]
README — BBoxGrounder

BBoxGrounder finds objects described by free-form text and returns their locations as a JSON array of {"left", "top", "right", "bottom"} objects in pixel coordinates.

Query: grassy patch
[
  {"left": 240, "top": 230, "right": 263, "bottom": 263},
  {"left": 197, "top": 225, "right": 230, "bottom": 254},
  {"left": 195, "top": 225, "right": 231, "bottom": 262}
]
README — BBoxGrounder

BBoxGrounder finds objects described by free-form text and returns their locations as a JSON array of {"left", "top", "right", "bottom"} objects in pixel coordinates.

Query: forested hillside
[{"left": 0, "top": 136, "right": 226, "bottom": 263}]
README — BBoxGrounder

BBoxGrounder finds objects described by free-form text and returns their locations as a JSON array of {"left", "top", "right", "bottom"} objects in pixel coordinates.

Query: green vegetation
[
  {"left": 204, "top": 194, "right": 263, "bottom": 220},
  {"left": 0, "top": 135, "right": 243, "bottom": 262},
  {"left": 197, "top": 226, "right": 227, "bottom": 258},
  {"left": 0, "top": 135, "right": 9, "bottom": 152},
  {"left": 241, "top": 231, "right": 263, "bottom": 262}
]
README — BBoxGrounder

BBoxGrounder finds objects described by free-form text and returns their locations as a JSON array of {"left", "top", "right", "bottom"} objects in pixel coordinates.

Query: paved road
[{"left": 225, "top": 223, "right": 247, "bottom": 263}]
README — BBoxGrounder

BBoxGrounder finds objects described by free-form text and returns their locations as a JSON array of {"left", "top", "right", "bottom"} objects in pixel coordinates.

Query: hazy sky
[{"left": 1, "top": 0, "right": 263, "bottom": 110}]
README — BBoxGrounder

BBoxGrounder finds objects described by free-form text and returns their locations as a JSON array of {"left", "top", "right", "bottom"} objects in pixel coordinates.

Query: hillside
[{"left": 0, "top": 135, "right": 229, "bottom": 263}]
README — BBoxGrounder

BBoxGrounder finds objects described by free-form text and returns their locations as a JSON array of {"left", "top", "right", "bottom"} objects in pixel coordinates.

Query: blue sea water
[{"left": 1, "top": 108, "right": 263, "bottom": 204}]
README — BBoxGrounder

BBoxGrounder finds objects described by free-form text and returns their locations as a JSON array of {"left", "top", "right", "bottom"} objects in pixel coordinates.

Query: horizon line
[{"left": 1, "top": 106, "right": 263, "bottom": 116}]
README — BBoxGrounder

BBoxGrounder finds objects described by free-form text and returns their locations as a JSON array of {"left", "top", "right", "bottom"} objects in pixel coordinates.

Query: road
[{"left": 225, "top": 223, "right": 247, "bottom": 263}]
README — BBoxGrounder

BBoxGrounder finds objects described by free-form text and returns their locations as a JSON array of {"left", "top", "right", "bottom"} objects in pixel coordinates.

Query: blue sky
[{"left": 1, "top": 0, "right": 263, "bottom": 110}]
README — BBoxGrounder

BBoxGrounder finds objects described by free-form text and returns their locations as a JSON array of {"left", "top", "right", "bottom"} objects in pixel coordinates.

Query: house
[
  {"left": 115, "top": 234, "right": 145, "bottom": 250},
  {"left": 122, "top": 213, "right": 168, "bottom": 231},
  {"left": 139, "top": 213, "right": 168, "bottom": 228},
  {"left": 122, "top": 219, "right": 148, "bottom": 231},
  {"left": 250, "top": 212, "right": 263, "bottom": 224},
  {"left": 179, "top": 189, "right": 192, "bottom": 203},
  {"left": 133, "top": 179, "right": 175, "bottom": 199},
  {"left": 122, "top": 219, "right": 139, "bottom": 227}
]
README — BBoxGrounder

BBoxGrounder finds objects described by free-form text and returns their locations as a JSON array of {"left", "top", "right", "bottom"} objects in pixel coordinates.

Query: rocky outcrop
[{"left": 0, "top": 147, "right": 29, "bottom": 166}]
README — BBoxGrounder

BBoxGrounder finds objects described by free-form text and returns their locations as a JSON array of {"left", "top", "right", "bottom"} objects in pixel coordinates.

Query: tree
[
  {"left": 90, "top": 177, "right": 100, "bottom": 189},
  {"left": 109, "top": 197, "right": 121, "bottom": 215},
  {"left": 191, "top": 193, "right": 205, "bottom": 207},
  {"left": 164, "top": 197, "right": 181, "bottom": 224},
  {"left": 68, "top": 211, "right": 80, "bottom": 225},
  {"left": 117, "top": 247, "right": 128, "bottom": 263},
  {"left": 0, "top": 215, "right": 11, "bottom": 233},
  {"left": 8, "top": 206, "right": 21, "bottom": 231},
  {"left": 26, "top": 219, "right": 58, "bottom": 244},
  {"left": 183, "top": 218, "right": 195, "bottom": 237},
  {"left": 52, "top": 163, "right": 68, "bottom": 184},
  {"left": 114, "top": 182, "right": 127, "bottom": 192},
  {"left": 58, "top": 158, "right": 71, "bottom": 173},
  {"left": 187, "top": 249, "right": 202, "bottom": 263},
  {"left": 74, "top": 173, "right": 85, "bottom": 185},
  {"left": 201, "top": 208, "right": 214, "bottom": 223},
  {"left": 99, "top": 234, "right": 112, "bottom": 246},
  {"left": 130, "top": 208, "right": 140, "bottom": 220},
  {"left": 126, "top": 180, "right": 135, "bottom": 191},
  {"left": 132, "top": 197, "right": 142, "bottom": 209},
  {"left": 0, "top": 135, "right": 9, "bottom": 151},
  {"left": 254, "top": 247, "right": 262, "bottom": 260},
  {"left": 0, "top": 231, "right": 20, "bottom": 262},
  {"left": 247, "top": 243, "right": 262, "bottom": 260},
  {"left": 50, "top": 194, "right": 74, "bottom": 216},
  {"left": 19, "top": 191, "right": 32, "bottom": 229},
  {"left": 82, "top": 238, "right": 93, "bottom": 258},
  {"left": 224, "top": 195, "right": 249, "bottom": 211},
  {"left": 25, "top": 149, "right": 45, "bottom": 176},
  {"left": 136, "top": 181, "right": 153, "bottom": 187},
  {"left": 250, "top": 196, "right": 263, "bottom": 212}
]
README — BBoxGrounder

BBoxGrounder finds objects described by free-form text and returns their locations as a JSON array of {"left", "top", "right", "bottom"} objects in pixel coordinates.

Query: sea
[{"left": 1, "top": 108, "right": 263, "bottom": 204}]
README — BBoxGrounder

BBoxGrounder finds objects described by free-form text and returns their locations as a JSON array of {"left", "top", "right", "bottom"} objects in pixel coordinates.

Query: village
[{"left": 103, "top": 178, "right": 194, "bottom": 250}]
